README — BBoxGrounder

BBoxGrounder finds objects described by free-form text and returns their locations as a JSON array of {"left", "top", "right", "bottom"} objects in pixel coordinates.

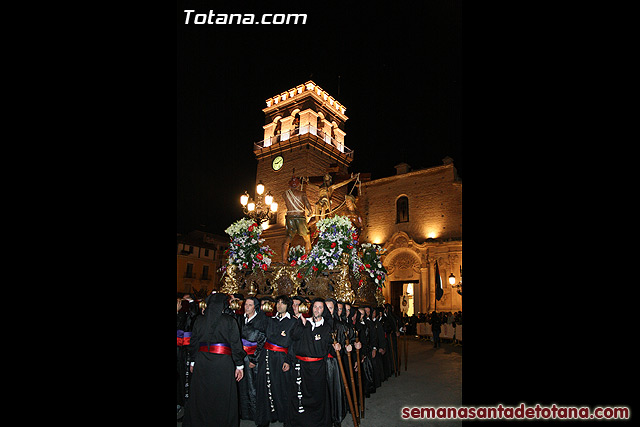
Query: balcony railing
[{"left": 254, "top": 124, "right": 354, "bottom": 159}]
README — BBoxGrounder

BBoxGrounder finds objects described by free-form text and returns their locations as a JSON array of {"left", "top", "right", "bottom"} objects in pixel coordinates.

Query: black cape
[
  {"left": 288, "top": 316, "right": 333, "bottom": 427},
  {"left": 254, "top": 313, "right": 297, "bottom": 425},
  {"left": 327, "top": 308, "right": 350, "bottom": 425},
  {"left": 183, "top": 293, "right": 246, "bottom": 427},
  {"left": 353, "top": 311, "right": 376, "bottom": 397},
  {"left": 238, "top": 310, "right": 268, "bottom": 421},
  {"left": 364, "top": 315, "right": 383, "bottom": 389},
  {"left": 383, "top": 310, "right": 400, "bottom": 375},
  {"left": 373, "top": 316, "right": 388, "bottom": 383}
]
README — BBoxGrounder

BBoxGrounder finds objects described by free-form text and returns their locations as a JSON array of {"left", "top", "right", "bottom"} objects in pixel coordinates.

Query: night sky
[{"left": 177, "top": 1, "right": 462, "bottom": 235}]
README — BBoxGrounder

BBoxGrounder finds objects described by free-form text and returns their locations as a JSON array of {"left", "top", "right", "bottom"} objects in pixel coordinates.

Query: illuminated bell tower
[{"left": 254, "top": 80, "right": 354, "bottom": 261}]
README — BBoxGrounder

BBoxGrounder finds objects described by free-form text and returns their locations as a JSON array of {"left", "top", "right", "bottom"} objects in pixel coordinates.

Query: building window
[
  {"left": 202, "top": 265, "right": 209, "bottom": 280},
  {"left": 396, "top": 196, "right": 409, "bottom": 223},
  {"left": 292, "top": 113, "right": 300, "bottom": 135},
  {"left": 204, "top": 249, "right": 209, "bottom": 257},
  {"left": 185, "top": 263, "right": 194, "bottom": 278}
]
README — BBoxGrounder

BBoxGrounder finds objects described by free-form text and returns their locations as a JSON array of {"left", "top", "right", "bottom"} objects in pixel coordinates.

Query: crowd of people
[
  {"left": 177, "top": 292, "right": 407, "bottom": 427},
  {"left": 400, "top": 311, "right": 463, "bottom": 336}
]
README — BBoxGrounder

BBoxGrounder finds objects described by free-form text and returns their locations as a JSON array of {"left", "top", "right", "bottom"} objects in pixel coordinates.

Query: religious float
[{"left": 218, "top": 213, "right": 387, "bottom": 310}]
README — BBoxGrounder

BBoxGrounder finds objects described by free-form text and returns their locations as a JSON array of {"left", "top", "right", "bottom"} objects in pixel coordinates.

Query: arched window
[
  {"left": 316, "top": 111, "right": 325, "bottom": 134},
  {"left": 396, "top": 196, "right": 409, "bottom": 223},
  {"left": 273, "top": 117, "right": 282, "bottom": 142},
  {"left": 292, "top": 112, "right": 300, "bottom": 135}
]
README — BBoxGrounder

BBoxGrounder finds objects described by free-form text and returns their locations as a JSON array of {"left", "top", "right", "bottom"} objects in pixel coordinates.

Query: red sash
[
  {"left": 242, "top": 339, "right": 257, "bottom": 355},
  {"left": 296, "top": 355, "right": 323, "bottom": 362},
  {"left": 198, "top": 343, "right": 232, "bottom": 355},
  {"left": 243, "top": 345, "right": 257, "bottom": 354},
  {"left": 177, "top": 330, "right": 191, "bottom": 346},
  {"left": 264, "top": 341, "right": 288, "bottom": 354}
]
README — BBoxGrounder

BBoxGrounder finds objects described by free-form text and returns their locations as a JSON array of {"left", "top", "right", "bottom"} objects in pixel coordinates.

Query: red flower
[
  {"left": 365, "top": 264, "right": 371, "bottom": 268},
  {"left": 256, "top": 253, "right": 263, "bottom": 260},
  {"left": 377, "top": 275, "right": 382, "bottom": 280},
  {"left": 261, "top": 263, "right": 268, "bottom": 271},
  {"left": 312, "top": 265, "right": 318, "bottom": 272},
  {"left": 359, "top": 278, "right": 364, "bottom": 286},
  {"left": 290, "top": 260, "right": 297, "bottom": 266},
  {"left": 359, "top": 265, "right": 365, "bottom": 272},
  {"left": 347, "top": 245, "right": 353, "bottom": 249},
  {"left": 242, "top": 263, "right": 248, "bottom": 268},
  {"left": 300, "top": 254, "right": 307, "bottom": 261},
  {"left": 330, "top": 242, "right": 337, "bottom": 248},
  {"left": 248, "top": 224, "right": 255, "bottom": 232},
  {"left": 297, "top": 272, "right": 303, "bottom": 278}
]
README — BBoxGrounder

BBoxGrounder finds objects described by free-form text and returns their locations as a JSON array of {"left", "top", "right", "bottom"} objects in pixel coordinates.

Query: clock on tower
[
  {"left": 272, "top": 155, "right": 284, "bottom": 171},
  {"left": 253, "top": 81, "right": 354, "bottom": 261}
]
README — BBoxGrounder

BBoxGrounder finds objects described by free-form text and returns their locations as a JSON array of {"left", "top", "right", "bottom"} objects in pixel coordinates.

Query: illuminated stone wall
[{"left": 359, "top": 161, "right": 462, "bottom": 245}]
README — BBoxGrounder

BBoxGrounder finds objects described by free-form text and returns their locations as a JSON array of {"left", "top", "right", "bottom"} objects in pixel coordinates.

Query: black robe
[
  {"left": 178, "top": 302, "right": 199, "bottom": 406},
  {"left": 327, "top": 315, "right": 349, "bottom": 425},
  {"left": 354, "top": 317, "right": 376, "bottom": 397},
  {"left": 183, "top": 294, "right": 246, "bottom": 427},
  {"left": 177, "top": 310, "right": 188, "bottom": 407},
  {"left": 365, "top": 316, "right": 383, "bottom": 389},
  {"left": 353, "top": 314, "right": 376, "bottom": 397},
  {"left": 379, "top": 314, "right": 392, "bottom": 379},
  {"left": 374, "top": 317, "right": 388, "bottom": 383},
  {"left": 383, "top": 311, "right": 400, "bottom": 375},
  {"left": 238, "top": 311, "right": 268, "bottom": 421},
  {"left": 341, "top": 315, "right": 357, "bottom": 393},
  {"left": 288, "top": 317, "right": 333, "bottom": 427},
  {"left": 254, "top": 313, "right": 297, "bottom": 426}
]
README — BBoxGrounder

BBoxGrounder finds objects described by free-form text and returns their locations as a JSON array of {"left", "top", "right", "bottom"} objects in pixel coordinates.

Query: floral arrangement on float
[
  {"left": 294, "top": 215, "right": 359, "bottom": 277},
  {"left": 291, "top": 215, "right": 387, "bottom": 290},
  {"left": 355, "top": 243, "right": 388, "bottom": 290},
  {"left": 223, "top": 217, "right": 274, "bottom": 273}
]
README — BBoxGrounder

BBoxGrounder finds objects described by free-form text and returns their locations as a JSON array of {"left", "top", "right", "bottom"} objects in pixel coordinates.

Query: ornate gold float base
[{"left": 219, "top": 259, "right": 380, "bottom": 306}]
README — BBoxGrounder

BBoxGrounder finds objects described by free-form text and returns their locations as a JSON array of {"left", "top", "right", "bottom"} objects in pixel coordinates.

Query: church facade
[{"left": 253, "top": 81, "right": 462, "bottom": 315}]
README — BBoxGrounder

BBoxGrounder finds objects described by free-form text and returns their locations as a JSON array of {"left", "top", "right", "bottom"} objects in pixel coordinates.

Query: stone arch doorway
[{"left": 383, "top": 246, "right": 423, "bottom": 315}]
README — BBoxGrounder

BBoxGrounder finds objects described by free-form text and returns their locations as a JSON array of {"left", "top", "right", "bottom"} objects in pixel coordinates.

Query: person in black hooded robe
[
  {"left": 178, "top": 295, "right": 199, "bottom": 419},
  {"left": 353, "top": 306, "right": 376, "bottom": 397},
  {"left": 383, "top": 303, "right": 400, "bottom": 376},
  {"left": 372, "top": 307, "right": 388, "bottom": 383},
  {"left": 363, "top": 306, "right": 383, "bottom": 389},
  {"left": 238, "top": 296, "right": 268, "bottom": 421},
  {"left": 325, "top": 298, "right": 350, "bottom": 427},
  {"left": 254, "top": 295, "right": 297, "bottom": 427},
  {"left": 288, "top": 298, "right": 341, "bottom": 427},
  {"left": 377, "top": 306, "right": 392, "bottom": 380},
  {"left": 183, "top": 292, "right": 246, "bottom": 427},
  {"left": 337, "top": 302, "right": 356, "bottom": 404}
]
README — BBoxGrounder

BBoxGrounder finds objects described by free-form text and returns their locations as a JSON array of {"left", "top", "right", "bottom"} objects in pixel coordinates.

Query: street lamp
[
  {"left": 240, "top": 180, "right": 278, "bottom": 225},
  {"left": 450, "top": 266, "right": 462, "bottom": 295}
]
